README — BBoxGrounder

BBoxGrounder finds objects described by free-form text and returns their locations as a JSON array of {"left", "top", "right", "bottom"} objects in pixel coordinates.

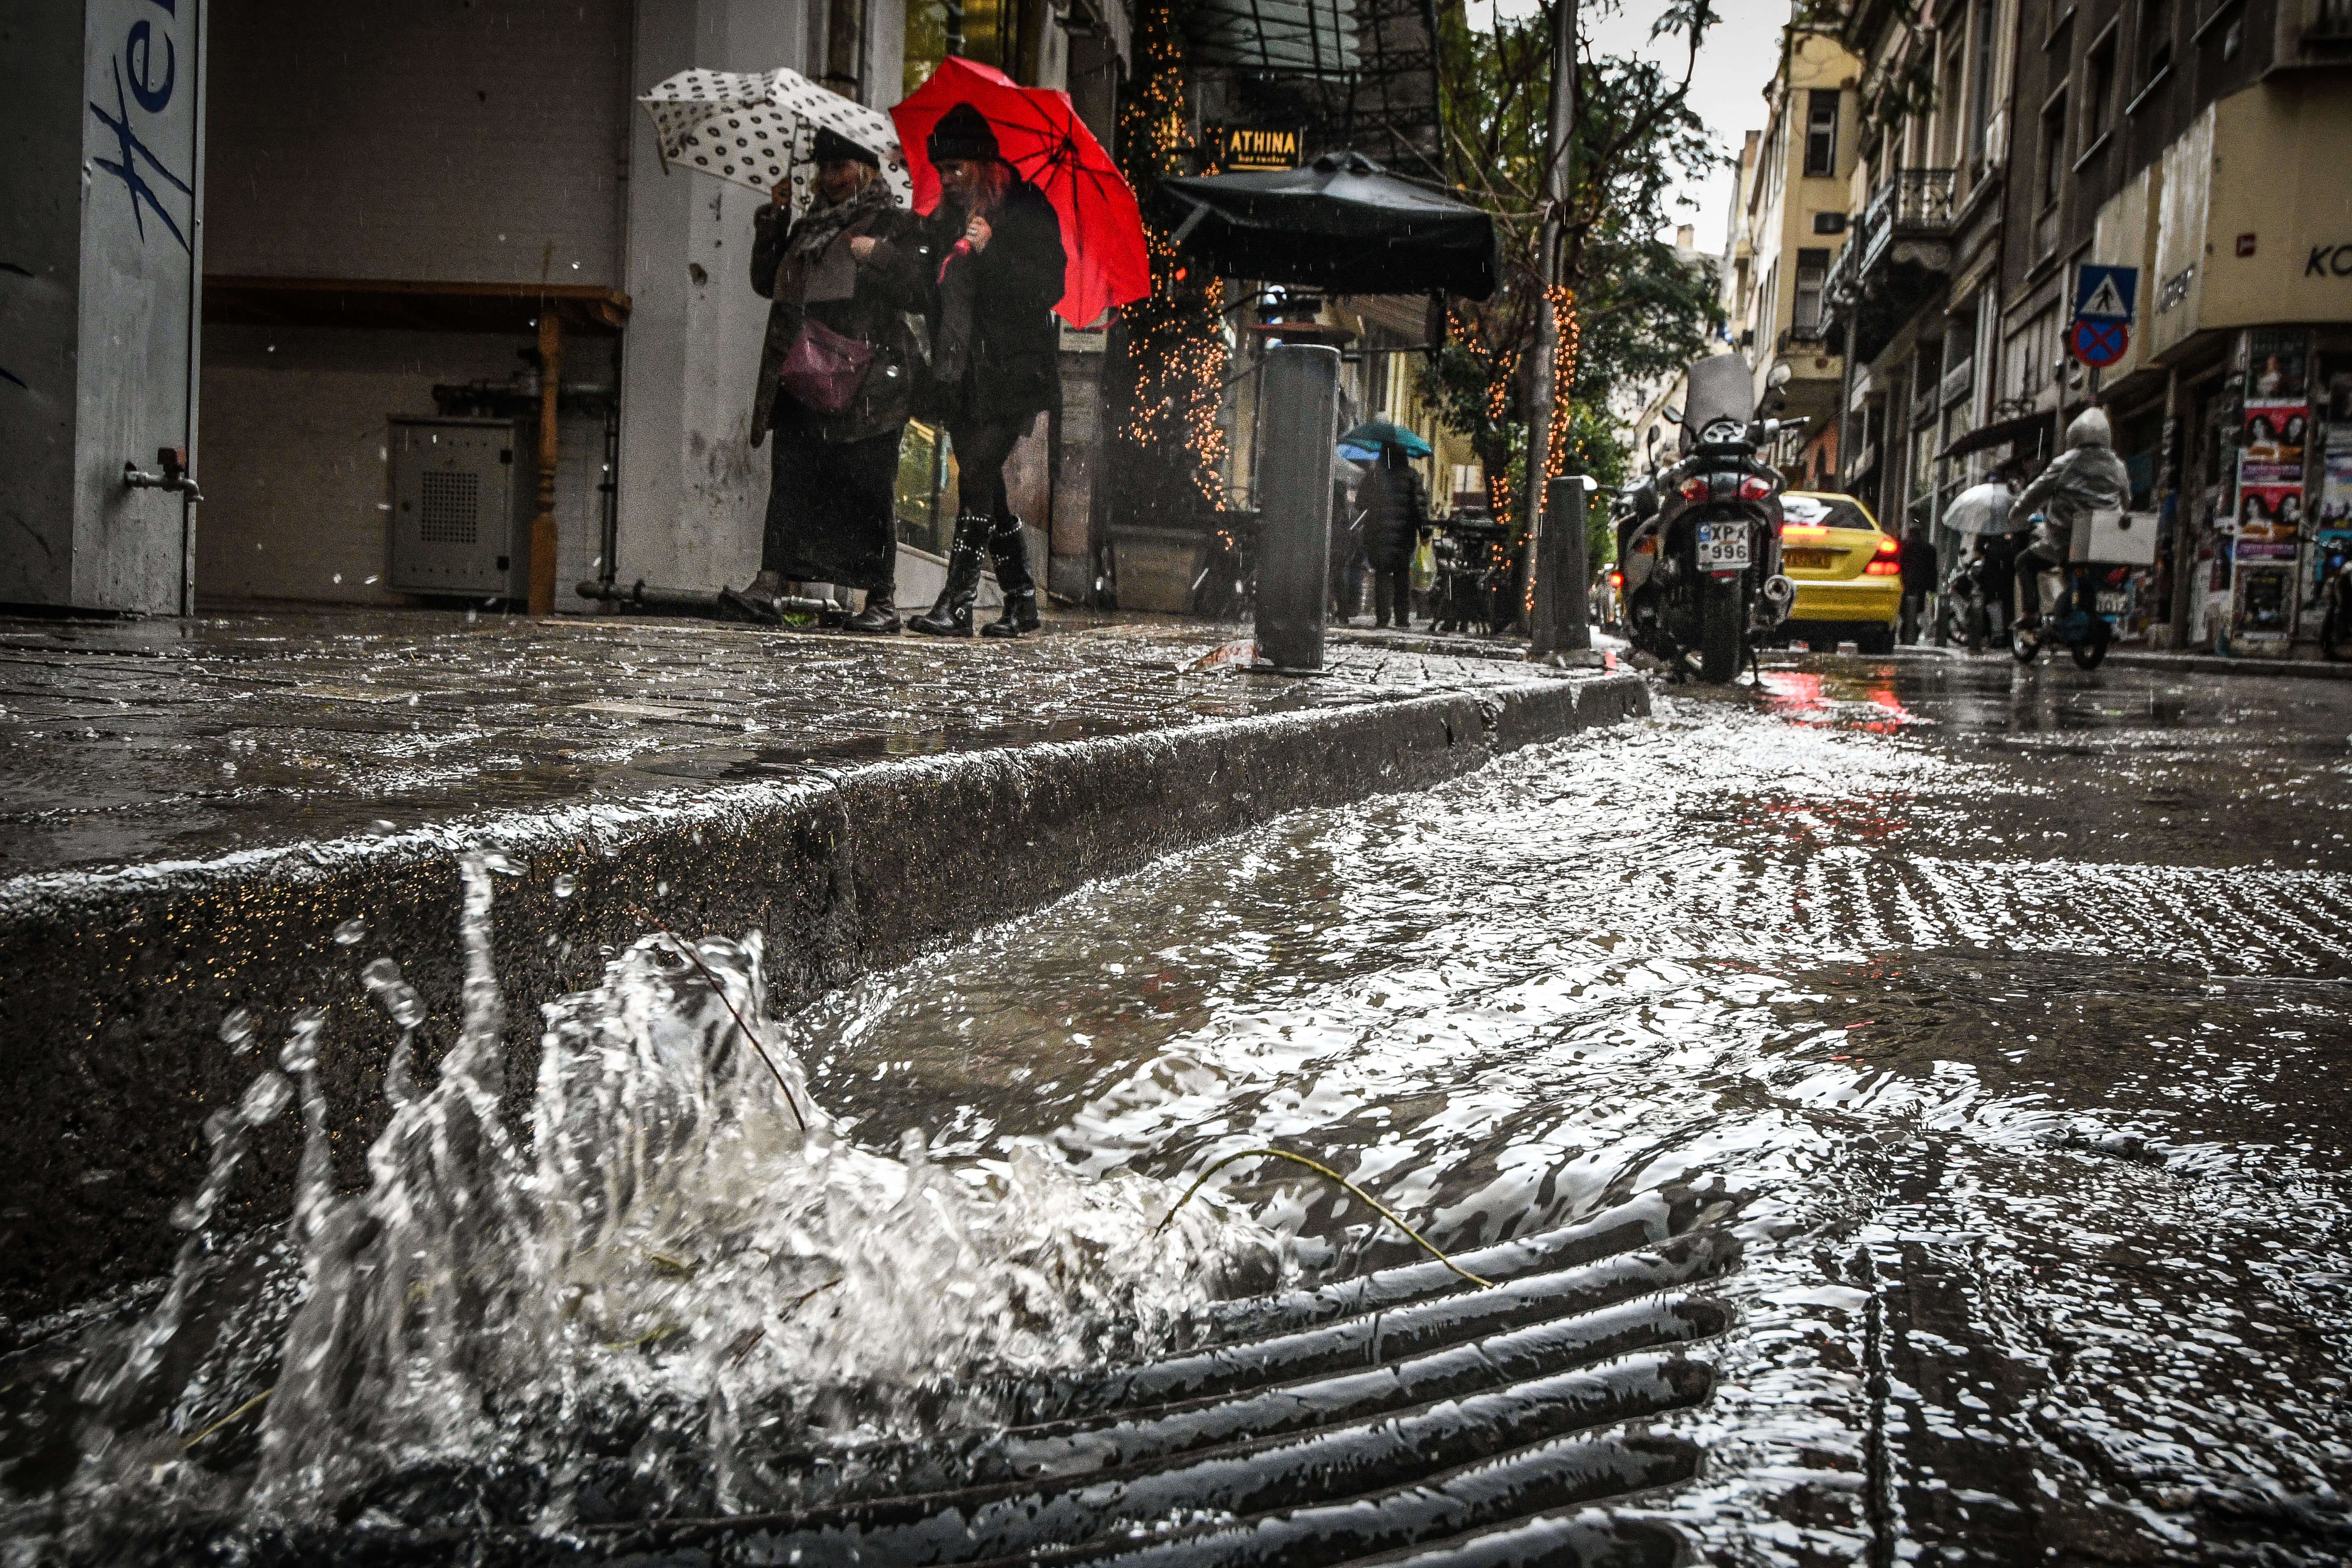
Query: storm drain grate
[{"left": 563, "top": 1187, "right": 1743, "bottom": 1567}]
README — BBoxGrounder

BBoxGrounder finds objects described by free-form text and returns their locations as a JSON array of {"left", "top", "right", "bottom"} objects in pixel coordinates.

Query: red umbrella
[{"left": 890, "top": 58, "right": 1149, "bottom": 329}]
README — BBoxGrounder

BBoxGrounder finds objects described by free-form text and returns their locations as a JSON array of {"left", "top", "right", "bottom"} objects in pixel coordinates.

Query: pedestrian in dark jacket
[
  {"left": 1898, "top": 522, "right": 1937, "bottom": 645},
  {"left": 738, "top": 129, "right": 930, "bottom": 634},
  {"left": 906, "top": 102, "right": 1068, "bottom": 639},
  {"left": 1978, "top": 527, "right": 2018, "bottom": 635},
  {"left": 1361, "top": 445, "right": 1429, "bottom": 629}
]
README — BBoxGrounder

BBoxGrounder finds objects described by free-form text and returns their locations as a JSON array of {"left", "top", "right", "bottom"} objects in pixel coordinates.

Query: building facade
[
  {"left": 1996, "top": 0, "right": 2352, "bottom": 652},
  {"left": 1824, "top": 0, "right": 2023, "bottom": 555},
  {"left": 1726, "top": 27, "right": 1865, "bottom": 489},
  {"left": 1823, "top": 0, "right": 2352, "bottom": 653},
  {"left": 2, "top": 0, "right": 1129, "bottom": 618}
]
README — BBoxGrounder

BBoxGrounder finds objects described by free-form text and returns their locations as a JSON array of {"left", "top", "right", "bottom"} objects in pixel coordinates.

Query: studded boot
[
  {"left": 981, "top": 516, "right": 1041, "bottom": 639},
  {"left": 909, "top": 515, "right": 986, "bottom": 636}
]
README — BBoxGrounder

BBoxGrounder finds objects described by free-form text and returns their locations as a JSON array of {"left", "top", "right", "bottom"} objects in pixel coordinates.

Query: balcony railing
[
  {"left": 2312, "top": 0, "right": 2352, "bottom": 39},
  {"left": 1823, "top": 168, "right": 1957, "bottom": 323}
]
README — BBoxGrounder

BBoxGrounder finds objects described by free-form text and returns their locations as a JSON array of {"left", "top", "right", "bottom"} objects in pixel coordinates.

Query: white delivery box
[{"left": 2071, "top": 507, "right": 2160, "bottom": 566}]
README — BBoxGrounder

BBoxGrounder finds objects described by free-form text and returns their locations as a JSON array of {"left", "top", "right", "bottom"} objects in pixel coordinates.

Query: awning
[
  {"left": 1181, "top": 0, "right": 1358, "bottom": 74},
  {"left": 1936, "top": 410, "right": 2048, "bottom": 462},
  {"left": 1149, "top": 152, "right": 1498, "bottom": 299}
]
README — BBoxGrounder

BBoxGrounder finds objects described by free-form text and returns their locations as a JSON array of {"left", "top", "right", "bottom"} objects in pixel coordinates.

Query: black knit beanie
[
  {"left": 927, "top": 102, "right": 1000, "bottom": 165},
  {"left": 812, "top": 126, "right": 879, "bottom": 168}
]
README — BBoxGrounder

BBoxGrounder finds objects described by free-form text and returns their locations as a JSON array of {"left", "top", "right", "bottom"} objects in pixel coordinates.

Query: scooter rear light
[
  {"left": 1738, "top": 474, "right": 1773, "bottom": 501},
  {"left": 1607, "top": 569, "right": 1624, "bottom": 589},
  {"left": 1678, "top": 477, "right": 1710, "bottom": 501}
]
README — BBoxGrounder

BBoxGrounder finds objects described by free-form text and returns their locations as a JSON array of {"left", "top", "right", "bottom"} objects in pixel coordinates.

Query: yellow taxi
[{"left": 1777, "top": 491, "right": 1903, "bottom": 654}]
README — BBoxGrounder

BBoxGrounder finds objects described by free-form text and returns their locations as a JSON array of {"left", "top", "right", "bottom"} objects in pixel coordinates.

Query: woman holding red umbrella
[{"left": 906, "top": 103, "right": 1068, "bottom": 639}]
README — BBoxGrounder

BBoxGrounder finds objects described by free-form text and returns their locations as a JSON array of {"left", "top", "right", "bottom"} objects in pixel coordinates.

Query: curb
[{"left": 0, "top": 671, "right": 1650, "bottom": 1319}]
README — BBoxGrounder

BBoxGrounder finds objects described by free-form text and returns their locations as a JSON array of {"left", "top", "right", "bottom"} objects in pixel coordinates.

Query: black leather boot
[
  {"left": 981, "top": 518, "right": 1041, "bottom": 639},
  {"left": 909, "top": 516, "right": 986, "bottom": 636},
  {"left": 845, "top": 584, "right": 900, "bottom": 635}
]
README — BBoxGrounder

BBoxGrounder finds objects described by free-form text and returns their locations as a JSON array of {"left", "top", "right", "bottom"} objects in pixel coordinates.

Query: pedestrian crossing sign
[{"left": 2073, "top": 265, "right": 2138, "bottom": 323}]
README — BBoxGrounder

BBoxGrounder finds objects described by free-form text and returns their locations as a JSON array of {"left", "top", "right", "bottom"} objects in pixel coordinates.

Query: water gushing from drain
[{"left": 11, "top": 854, "right": 1282, "bottom": 1555}]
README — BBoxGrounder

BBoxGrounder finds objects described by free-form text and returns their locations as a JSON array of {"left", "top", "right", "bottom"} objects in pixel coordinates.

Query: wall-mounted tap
[{"left": 124, "top": 447, "right": 203, "bottom": 503}]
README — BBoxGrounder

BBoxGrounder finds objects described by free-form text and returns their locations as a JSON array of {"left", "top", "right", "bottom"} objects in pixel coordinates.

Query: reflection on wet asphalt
[{"left": 796, "top": 656, "right": 2352, "bottom": 1564}]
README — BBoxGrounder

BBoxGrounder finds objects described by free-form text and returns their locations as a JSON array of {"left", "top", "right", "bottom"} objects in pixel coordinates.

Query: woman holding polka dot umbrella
[{"left": 640, "top": 71, "right": 923, "bottom": 630}]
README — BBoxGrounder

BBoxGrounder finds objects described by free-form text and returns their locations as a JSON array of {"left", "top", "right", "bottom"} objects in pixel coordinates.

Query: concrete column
[
  {"left": 1051, "top": 337, "right": 1108, "bottom": 602},
  {"left": 1, "top": 0, "right": 206, "bottom": 614},
  {"left": 616, "top": 0, "right": 813, "bottom": 596},
  {"left": 1254, "top": 344, "right": 1339, "bottom": 672}
]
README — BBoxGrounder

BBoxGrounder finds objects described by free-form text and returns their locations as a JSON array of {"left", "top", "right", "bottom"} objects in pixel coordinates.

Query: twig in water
[
  {"left": 629, "top": 906, "right": 807, "bottom": 1132},
  {"left": 1154, "top": 1147, "right": 1493, "bottom": 1288},
  {"left": 727, "top": 1278, "right": 842, "bottom": 1368},
  {"left": 183, "top": 1387, "right": 274, "bottom": 1450}
]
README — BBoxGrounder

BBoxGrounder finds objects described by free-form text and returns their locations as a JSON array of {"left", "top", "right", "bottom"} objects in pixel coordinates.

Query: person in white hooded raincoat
[{"left": 2010, "top": 406, "right": 2131, "bottom": 624}]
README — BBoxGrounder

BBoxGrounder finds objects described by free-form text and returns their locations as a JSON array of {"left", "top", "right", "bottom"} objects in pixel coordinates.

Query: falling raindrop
[
  {"left": 334, "top": 917, "right": 368, "bottom": 946},
  {"left": 554, "top": 873, "right": 577, "bottom": 898},
  {"left": 367, "top": 819, "right": 398, "bottom": 837},
  {"left": 218, "top": 1006, "right": 256, "bottom": 1053}
]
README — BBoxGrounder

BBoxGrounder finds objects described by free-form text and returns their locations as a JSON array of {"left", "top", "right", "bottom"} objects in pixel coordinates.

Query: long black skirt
[{"left": 762, "top": 427, "right": 902, "bottom": 592}]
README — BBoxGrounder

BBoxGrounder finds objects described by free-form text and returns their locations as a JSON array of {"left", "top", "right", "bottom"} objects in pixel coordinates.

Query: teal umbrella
[{"left": 1338, "top": 419, "right": 1432, "bottom": 458}]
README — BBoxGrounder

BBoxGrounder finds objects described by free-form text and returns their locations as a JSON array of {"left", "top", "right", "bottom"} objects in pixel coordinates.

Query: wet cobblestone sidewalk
[{"left": 0, "top": 609, "right": 1560, "bottom": 878}]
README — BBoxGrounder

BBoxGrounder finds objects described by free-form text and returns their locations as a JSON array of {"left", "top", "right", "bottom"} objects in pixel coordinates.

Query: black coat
[
  {"left": 1898, "top": 535, "right": 1938, "bottom": 593},
  {"left": 1361, "top": 465, "right": 1429, "bottom": 569},
  {"left": 750, "top": 196, "right": 930, "bottom": 446},
  {"left": 924, "top": 180, "right": 1066, "bottom": 425}
]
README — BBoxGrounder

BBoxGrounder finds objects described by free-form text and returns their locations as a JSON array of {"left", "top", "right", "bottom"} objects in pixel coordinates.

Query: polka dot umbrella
[{"left": 637, "top": 67, "right": 914, "bottom": 219}]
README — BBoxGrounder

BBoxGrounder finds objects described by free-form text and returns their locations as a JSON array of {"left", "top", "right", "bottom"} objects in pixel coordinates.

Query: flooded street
[
  {"left": 799, "top": 656, "right": 2352, "bottom": 1563},
  {"left": 7, "top": 656, "right": 2351, "bottom": 1565}
]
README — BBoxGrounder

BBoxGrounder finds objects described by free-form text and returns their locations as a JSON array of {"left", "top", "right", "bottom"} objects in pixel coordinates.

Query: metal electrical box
[{"left": 388, "top": 418, "right": 529, "bottom": 597}]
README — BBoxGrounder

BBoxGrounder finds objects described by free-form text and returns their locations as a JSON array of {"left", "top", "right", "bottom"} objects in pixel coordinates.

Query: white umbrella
[
  {"left": 637, "top": 68, "right": 914, "bottom": 218},
  {"left": 1943, "top": 480, "right": 2016, "bottom": 536}
]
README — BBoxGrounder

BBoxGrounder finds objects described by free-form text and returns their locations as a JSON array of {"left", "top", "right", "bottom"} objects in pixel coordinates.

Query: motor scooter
[
  {"left": 1613, "top": 356, "right": 1797, "bottom": 682},
  {"left": 2010, "top": 513, "right": 2115, "bottom": 670}
]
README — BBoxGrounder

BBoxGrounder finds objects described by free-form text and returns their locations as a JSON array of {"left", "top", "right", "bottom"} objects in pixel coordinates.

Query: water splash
[{"left": 7, "top": 854, "right": 1280, "bottom": 1554}]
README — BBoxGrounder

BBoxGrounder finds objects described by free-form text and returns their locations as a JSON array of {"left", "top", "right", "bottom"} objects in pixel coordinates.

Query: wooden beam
[{"left": 531, "top": 313, "right": 563, "bottom": 616}]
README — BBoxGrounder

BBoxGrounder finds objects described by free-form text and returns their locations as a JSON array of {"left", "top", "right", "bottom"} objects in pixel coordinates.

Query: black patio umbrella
[{"left": 1148, "top": 151, "right": 1498, "bottom": 300}]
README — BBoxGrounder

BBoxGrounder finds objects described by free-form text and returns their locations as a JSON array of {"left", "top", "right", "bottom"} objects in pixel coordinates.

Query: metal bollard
[
  {"left": 1254, "top": 344, "right": 1341, "bottom": 673},
  {"left": 1530, "top": 473, "right": 1597, "bottom": 659}
]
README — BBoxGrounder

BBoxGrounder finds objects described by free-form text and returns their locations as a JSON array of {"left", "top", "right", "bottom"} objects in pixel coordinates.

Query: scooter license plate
[
  {"left": 2095, "top": 591, "right": 2128, "bottom": 615},
  {"left": 1696, "top": 521, "right": 1751, "bottom": 571}
]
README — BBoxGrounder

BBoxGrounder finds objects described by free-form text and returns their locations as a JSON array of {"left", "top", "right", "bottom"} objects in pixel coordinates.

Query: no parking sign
[{"left": 2069, "top": 265, "right": 2138, "bottom": 368}]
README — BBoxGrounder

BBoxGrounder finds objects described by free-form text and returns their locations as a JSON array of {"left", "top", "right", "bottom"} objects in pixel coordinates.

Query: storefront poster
[
  {"left": 2249, "top": 330, "right": 2308, "bottom": 400},
  {"left": 2242, "top": 401, "right": 2307, "bottom": 476},
  {"left": 2235, "top": 562, "right": 2293, "bottom": 638}
]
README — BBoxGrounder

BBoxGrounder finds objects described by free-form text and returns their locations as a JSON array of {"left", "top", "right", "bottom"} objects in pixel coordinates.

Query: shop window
[
  {"left": 1804, "top": 90, "right": 1838, "bottom": 178},
  {"left": 905, "top": 0, "right": 1013, "bottom": 94}
]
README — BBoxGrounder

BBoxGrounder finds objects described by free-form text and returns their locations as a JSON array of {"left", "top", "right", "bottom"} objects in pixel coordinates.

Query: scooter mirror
[{"left": 1766, "top": 361, "right": 1794, "bottom": 390}]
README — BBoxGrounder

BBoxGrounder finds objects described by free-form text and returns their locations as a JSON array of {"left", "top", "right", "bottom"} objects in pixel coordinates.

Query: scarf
[{"left": 778, "top": 177, "right": 897, "bottom": 309}]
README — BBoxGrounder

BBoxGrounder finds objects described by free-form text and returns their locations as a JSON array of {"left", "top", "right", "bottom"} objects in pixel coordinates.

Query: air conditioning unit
[{"left": 387, "top": 417, "right": 528, "bottom": 598}]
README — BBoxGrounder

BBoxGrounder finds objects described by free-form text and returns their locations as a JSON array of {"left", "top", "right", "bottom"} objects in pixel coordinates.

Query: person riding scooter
[{"left": 2010, "top": 406, "right": 2130, "bottom": 627}]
